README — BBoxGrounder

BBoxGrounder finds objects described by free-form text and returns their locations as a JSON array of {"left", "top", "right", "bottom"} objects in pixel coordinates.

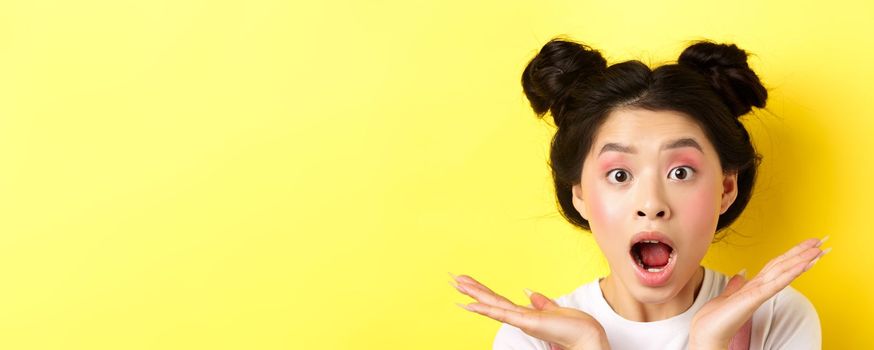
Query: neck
[{"left": 598, "top": 265, "right": 705, "bottom": 322}]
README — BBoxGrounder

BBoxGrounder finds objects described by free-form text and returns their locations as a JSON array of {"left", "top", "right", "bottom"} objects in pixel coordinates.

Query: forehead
[{"left": 590, "top": 108, "right": 715, "bottom": 156}]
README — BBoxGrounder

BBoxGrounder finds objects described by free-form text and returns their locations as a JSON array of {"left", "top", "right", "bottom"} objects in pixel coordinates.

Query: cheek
[
  {"left": 587, "top": 189, "right": 628, "bottom": 261},
  {"left": 678, "top": 183, "right": 722, "bottom": 236},
  {"left": 585, "top": 184, "right": 629, "bottom": 252},
  {"left": 586, "top": 185, "right": 625, "bottom": 224}
]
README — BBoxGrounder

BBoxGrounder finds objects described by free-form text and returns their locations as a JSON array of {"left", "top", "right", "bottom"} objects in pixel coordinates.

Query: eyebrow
[{"left": 597, "top": 137, "right": 703, "bottom": 157}]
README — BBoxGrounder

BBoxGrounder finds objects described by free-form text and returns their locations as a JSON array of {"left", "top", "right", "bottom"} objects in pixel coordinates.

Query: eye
[
  {"left": 606, "top": 169, "right": 632, "bottom": 184},
  {"left": 668, "top": 166, "right": 695, "bottom": 181}
]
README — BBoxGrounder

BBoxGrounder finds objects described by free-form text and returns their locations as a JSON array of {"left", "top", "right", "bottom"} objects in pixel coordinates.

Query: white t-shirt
[{"left": 493, "top": 267, "right": 821, "bottom": 350}]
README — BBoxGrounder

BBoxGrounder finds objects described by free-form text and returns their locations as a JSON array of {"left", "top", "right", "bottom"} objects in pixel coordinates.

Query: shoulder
[
  {"left": 772, "top": 285, "right": 820, "bottom": 328},
  {"left": 754, "top": 285, "right": 822, "bottom": 350}
]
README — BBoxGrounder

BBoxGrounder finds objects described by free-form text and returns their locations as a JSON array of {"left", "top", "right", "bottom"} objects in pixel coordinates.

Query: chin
[
  {"left": 627, "top": 277, "right": 684, "bottom": 304},
  {"left": 621, "top": 261, "right": 699, "bottom": 305}
]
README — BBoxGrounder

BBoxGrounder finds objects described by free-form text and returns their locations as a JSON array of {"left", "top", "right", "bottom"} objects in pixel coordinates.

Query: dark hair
[{"left": 521, "top": 37, "right": 766, "bottom": 238}]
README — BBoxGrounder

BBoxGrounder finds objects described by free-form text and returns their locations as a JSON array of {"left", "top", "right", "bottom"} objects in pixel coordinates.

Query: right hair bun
[
  {"left": 521, "top": 38, "right": 607, "bottom": 124},
  {"left": 678, "top": 41, "right": 768, "bottom": 117}
]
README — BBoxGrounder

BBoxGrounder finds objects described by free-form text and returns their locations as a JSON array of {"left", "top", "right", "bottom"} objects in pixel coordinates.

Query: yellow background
[{"left": 0, "top": 0, "right": 870, "bottom": 348}]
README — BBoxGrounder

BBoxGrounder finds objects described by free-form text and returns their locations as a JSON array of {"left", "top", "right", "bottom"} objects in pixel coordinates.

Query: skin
[
  {"left": 451, "top": 108, "right": 830, "bottom": 350},
  {"left": 573, "top": 108, "right": 734, "bottom": 321}
]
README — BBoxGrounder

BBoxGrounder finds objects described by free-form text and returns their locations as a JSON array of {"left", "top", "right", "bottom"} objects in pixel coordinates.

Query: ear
[
  {"left": 719, "top": 172, "right": 739, "bottom": 215},
  {"left": 571, "top": 183, "right": 589, "bottom": 220}
]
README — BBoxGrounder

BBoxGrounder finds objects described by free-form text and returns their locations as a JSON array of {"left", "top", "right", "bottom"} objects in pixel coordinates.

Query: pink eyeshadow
[
  {"left": 669, "top": 153, "right": 702, "bottom": 168},
  {"left": 596, "top": 156, "right": 627, "bottom": 172}
]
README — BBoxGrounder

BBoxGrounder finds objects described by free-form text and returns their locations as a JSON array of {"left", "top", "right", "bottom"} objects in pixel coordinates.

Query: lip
[
  {"left": 629, "top": 231, "right": 676, "bottom": 249},
  {"left": 628, "top": 231, "right": 677, "bottom": 287}
]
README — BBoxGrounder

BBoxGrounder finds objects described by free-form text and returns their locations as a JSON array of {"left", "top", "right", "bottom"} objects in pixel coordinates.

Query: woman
[{"left": 450, "top": 38, "right": 829, "bottom": 350}]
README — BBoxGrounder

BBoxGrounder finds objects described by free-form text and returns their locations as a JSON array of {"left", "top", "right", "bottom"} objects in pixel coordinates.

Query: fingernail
[
  {"left": 816, "top": 236, "right": 830, "bottom": 248},
  {"left": 448, "top": 279, "right": 459, "bottom": 289},
  {"left": 448, "top": 272, "right": 459, "bottom": 281},
  {"left": 451, "top": 281, "right": 467, "bottom": 293},
  {"left": 821, "top": 247, "right": 832, "bottom": 256},
  {"left": 524, "top": 288, "right": 534, "bottom": 297},
  {"left": 737, "top": 268, "right": 747, "bottom": 277},
  {"left": 455, "top": 302, "right": 472, "bottom": 311}
]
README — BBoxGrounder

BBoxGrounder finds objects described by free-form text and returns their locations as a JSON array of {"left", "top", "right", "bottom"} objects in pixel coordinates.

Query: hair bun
[
  {"left": 678, "top": 41, "right": 768, "bottom": 117},
  {"left": 522, "top": 38, "right": 607, "bottom": 124}
]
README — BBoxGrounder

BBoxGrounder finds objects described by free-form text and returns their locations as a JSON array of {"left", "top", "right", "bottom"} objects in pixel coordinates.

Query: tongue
[{"left": 640, "top": 243, "right": 671, "bottom": 267}]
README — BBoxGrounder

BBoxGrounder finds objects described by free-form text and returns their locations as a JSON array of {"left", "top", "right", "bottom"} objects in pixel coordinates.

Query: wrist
[
  {"left": 687, "top": 336, "right": 728, "bottom": 350},
  {"left": 688, "top": 322, "right": 730, "bottom": 350}
]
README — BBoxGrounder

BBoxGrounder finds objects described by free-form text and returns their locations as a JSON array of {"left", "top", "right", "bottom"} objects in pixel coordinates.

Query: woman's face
[{"left": 571, "top": 108, "right": 738, "bottom": 304}]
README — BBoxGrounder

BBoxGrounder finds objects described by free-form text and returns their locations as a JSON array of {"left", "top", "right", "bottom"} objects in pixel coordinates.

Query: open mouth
[
  {"left": 628, "top": 232, "right": 677, "bottom": 287},
  {"left": 630, "top": 240, "right": 675, "bottom": 272}
]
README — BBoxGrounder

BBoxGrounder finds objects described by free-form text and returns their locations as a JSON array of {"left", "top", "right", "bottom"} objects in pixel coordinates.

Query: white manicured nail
[{"left": 456, "top": 302, "right": 473, "bottom": 311}]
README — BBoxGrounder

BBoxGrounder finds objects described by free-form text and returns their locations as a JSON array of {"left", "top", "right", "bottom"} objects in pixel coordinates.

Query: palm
[
  {"left": 690, "top": 237, "right": 829, "bottom": 349},
  {"left": 520, "top": 306, "right": 603, "bottom": 348},
  {"left": 451, "top": 274, "right": 607, "bottom": 350}
]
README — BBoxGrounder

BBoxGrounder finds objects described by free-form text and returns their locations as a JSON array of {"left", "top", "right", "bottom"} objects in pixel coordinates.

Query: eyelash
[{"left": 606, "top": 166, "right": 696, "bottom": 184}]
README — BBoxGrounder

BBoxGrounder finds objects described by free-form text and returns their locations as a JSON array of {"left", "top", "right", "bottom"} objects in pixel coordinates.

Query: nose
[{"left": 635, "top": 174, "right": 671, "bottom": 220}]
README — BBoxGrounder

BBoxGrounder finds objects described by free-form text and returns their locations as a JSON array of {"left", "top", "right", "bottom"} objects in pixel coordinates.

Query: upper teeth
[{"left": 641, "top": 240, "right": 660, "bottom": 244}]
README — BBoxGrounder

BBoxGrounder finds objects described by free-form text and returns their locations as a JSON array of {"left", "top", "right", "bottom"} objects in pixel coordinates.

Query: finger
[
  {"left": 766, "top": 246, "right": 821, "bottom": 281},
  {"left": 451, "top": 274, "right": 527, "bottom": 311},
  {"left": 761, "top": 238, "right": 820, "bottom": 273},
  {"left": 721, "top": 269, "right": 748, "bottom": 296},
  {"left": 750, "top": 246, "right": 821, "bottom": 298},
  {"left": 803, "top": 247, "right": 831, "bottom": 272},
  {"left": 527, "top": 290, "right": 559, "bottom": 311},
  {"left": 733, "top": 247, "right": 821, "bottom": 306},
  {"left": 453, "top": 274, "right": 500, "bottom": 295},
  {"left": 462, "top": 302, "right": 538, "bottom": 330},
  {"left": 761, "top": 238, "right": 819, "bottom": 273},
  {"left": 454, "top": 274, "right": 533, "bottom": 312},
  {"left": 456, "top": 281, "right": 530, "bottom": 314}
]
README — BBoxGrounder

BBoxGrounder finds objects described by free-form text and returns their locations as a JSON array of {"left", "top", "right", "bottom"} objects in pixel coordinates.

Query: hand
[
  {"left": 689, "top": 237, "right": 831, "bottom": 350},
  {"left": 451, "top": 273, "right": 610, "bottom": 350}
]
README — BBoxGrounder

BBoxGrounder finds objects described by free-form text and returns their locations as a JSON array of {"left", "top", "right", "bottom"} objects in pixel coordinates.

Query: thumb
[
  {"left": 525, "top": 288, "right": 559, "bottom": 311},
  {"left": 722, "top": 269, "right": 748, "bottom": 296}
]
